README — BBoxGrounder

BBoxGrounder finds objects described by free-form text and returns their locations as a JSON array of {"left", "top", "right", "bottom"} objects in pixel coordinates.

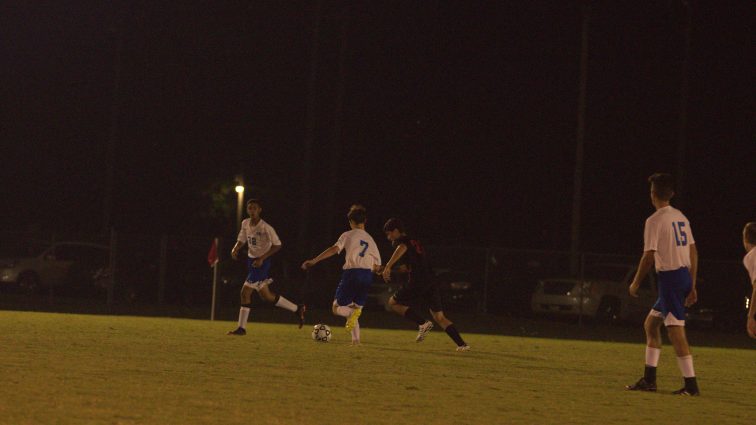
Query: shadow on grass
[{"left": 1, "top": 293, "right": 753, "bottom": 350}]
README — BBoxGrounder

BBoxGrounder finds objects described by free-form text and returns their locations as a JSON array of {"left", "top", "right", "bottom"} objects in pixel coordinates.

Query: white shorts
[
  {"left": 648, "top": 309, "right": 685, "bottom": 327},
  {"left": 243, "top": 278, "right": 273, "bottom": 291}
]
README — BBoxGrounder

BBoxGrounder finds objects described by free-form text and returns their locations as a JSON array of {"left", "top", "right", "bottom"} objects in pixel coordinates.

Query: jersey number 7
[{"left": 358, "top": 240, "right": 369, "bottom": 257}]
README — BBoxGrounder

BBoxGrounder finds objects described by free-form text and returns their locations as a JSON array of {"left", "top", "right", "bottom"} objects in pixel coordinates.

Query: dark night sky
[{"left": 1, "top": 1, "right": 753, "bottom": 260}]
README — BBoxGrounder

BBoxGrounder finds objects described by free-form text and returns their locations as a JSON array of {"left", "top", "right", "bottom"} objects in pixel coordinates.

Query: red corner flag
[{"left": 207, "top": 238, "right": 219, "bottom": 267}]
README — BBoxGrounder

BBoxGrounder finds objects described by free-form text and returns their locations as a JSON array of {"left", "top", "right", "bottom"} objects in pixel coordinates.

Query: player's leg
[
  {"left": 228, "top": 259, "right": 256, "bottom": 335},
  {"left": 631, "top": 311, "right": 665, "bottom": 390},
  {"left": 664, "top": 269, "right": 699, "bottom": 395},
  {"left": 428, "top": 286, "right": 468, "bottom": 350},
  {"left": 390, "top": 286, "right": 427, "bottom": 328},
  {"left": 345, "top": 270, "right": 374, "bottom": 344},
  {"left": 258, "top": 285, "right": 306, "bottom": 328},
  {"left": 333, "top": 270, "right": 362, "bottom": 334}
]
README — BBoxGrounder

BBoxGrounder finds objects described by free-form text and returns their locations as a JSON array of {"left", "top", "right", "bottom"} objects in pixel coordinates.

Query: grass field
[{"left": 0, "top": 310, "right": 754, "bottom": 425}]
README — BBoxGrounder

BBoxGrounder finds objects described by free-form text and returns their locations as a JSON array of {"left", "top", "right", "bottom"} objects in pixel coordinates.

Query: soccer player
[
  {"left": 301, "top": 204, "right": 381, "bottom": 345},
  {"left": 626, "top": 173, "right": 700, "bottom": 395},
  {"left": 741, "top": 222, "right": 756, "bottom": 338},
  {"left": 227, "top": 199, "right": 305, "bottom": 335},
  {"left": 379, "top": 218, "right": 469, "bottom": 352}
]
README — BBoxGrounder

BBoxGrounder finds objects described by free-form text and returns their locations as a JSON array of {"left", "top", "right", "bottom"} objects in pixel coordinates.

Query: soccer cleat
[
  {"left": 625, "top": 378, "right": 657, "bottom": 392},
  {"left": 416, "top": 321, "right": 434, "bottom": 342},
  {"left": 456, "top": 345, "right": 471, "bottom": 352},
  {"left": 227, "top": 327, "right": 246, "bottom": 336},
  {"left": 672, "top": 387, "right": 700, "bottom": 396},
  {"left": 345, "top": 307, "right": 362, "bottom": 332},
  {"left": 296, "top": 304, "right": 306, "bottom": 329}
]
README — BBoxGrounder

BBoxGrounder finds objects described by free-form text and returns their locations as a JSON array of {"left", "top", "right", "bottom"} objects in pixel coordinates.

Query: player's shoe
[
  {"left": 456, "top": 344, "right": 471, "bottom": 352},
  {"left": 672, "top": 387, "right": 700, "bottom": 396},
  {"left": 295, "top": 304, "right": 306, "bottom": 329},
  {"left": 227, "top": 327, "right": 246, "bottom": 336},
  {"left": 345, "top": 307, "right": 362, "bottom": 332},
  {"left": 625, "top": 378, "right": 657, "bottom": 392},
  {"left": 416, "top": 321, "right": 434, "bottom": 342}
]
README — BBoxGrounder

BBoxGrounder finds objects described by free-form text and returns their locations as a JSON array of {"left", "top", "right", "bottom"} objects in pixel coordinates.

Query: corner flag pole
[{"left": 208, "top": 238, "right": 220, "bottom": 321}]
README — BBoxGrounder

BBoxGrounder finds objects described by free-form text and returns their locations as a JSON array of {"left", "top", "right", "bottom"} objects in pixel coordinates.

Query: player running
[
  {"left": 626, "top": 173, "right": 700, "bottom": 395},
  {"left": 741, "top": 222, "right": 756, "bottom": 338},
  {"left": 378, "top": 218, "right": 469, "bottom": 351},
  {"left": 227, "top": 199, "right": 305, "bottom": 336},
  {"left": 301, "top": 204, "right": 381, "bottom": 345}
]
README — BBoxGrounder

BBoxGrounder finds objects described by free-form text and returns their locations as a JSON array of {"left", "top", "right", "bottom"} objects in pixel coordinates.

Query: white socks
[
  {"left": 238, "top": 306, "right": 251, "bottom": 329},
  {"left": 645, "top": 346, "right": 661, "bottom": 367},
  {"left": 275, "top": 296, "right": 297, "bottom": 312},
  {"left": 676, "top": 355, "right": 695, "bottom": 378},
  {"left": 351, "top": 320, "right": 360, "bottom": 343},
  {"left": 645, "top": 347, "right": 695, "bottom": 378}
]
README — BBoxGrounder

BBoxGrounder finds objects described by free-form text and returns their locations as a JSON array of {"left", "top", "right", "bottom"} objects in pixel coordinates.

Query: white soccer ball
[{"left": 311, "top": 324, "right": 332, "bottom": 342}]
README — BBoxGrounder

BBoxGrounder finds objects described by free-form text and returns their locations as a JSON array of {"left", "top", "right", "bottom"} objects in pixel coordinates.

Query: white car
[
  {"left": 530, "top": 263, "right": 658, "bottom": 324},
  {"left": 0, "top": 241, "right": 110, "bottom": 294}
]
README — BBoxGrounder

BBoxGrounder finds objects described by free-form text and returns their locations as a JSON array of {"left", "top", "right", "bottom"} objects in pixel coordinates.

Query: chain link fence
[{"left": 1, "top": 230, "right": 750, "bottom": 330}]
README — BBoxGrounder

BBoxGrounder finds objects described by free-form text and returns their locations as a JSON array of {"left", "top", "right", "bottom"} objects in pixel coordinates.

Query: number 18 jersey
[
  {"left": 643, "top": 206, "right": 695, "bottom": 272},
  {"left": 335, "top": 229, "right": 381, "bottom": 270}
]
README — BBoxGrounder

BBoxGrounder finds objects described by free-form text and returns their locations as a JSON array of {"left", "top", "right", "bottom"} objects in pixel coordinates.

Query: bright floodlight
[{"left": 235, "top": 185, "right": 244, "bottom": 193}]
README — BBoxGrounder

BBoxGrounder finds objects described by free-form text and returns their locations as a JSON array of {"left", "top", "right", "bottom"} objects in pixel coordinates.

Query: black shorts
[{"left": 392, "top": 282, "right": 443, "bottom": 312}]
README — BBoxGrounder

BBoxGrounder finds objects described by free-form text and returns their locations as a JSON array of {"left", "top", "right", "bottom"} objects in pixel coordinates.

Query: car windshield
[
  {"left": 584, "top": 264, "right": 630, "bottom": 281},
  {"left": 0, "top": 241, "right": 49, "bottom": 258}
]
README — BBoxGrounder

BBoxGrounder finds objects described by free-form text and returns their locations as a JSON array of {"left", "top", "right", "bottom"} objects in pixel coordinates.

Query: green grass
[{"left": 0, "top": 310, "right": 754, "bottom": 425}]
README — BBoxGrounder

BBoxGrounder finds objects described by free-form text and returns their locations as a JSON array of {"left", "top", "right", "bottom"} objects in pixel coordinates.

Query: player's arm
[
  {"left": 382, "top": 243, "right": 407, "bottom": 282},
  {"left": 748, "top": 281, "right": 756, "bottom": 338},
  {"left": 301, "top": 245, "right": 340, "bottom": 270},
  {"left": 252, "top": 244, "right": 281, "bottom": 267},
  {"left": 629, "top": 250, "right": 655, "bottom": 297},
  {"left": 231, "top": 241, "right": 245, "bottom": 260},
  {"left": 685, "top": 243, "right": 698, "bottom": 306}
]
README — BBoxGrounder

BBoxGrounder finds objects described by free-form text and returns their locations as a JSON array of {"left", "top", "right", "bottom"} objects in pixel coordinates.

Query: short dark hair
[
  {"left": 246, "top": 198, "right": 262, "bottom": 207},
  {"left": 745, "top": 222, "right": 756, "bottom": 245},
  {"left": 648, "top": 173, "right": 674, "bottom": 201},
  {"left": 383, "top": 218, "right": 405, "bottom": 233},
  {"left": 347, "top": 204, "right": 367, "bottom": 224}
]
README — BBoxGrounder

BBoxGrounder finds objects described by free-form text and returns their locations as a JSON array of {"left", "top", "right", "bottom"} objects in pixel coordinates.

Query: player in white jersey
[
  {"left": 301, "top": 204, "right": 381, "bottom": 345},
  {"left": 626, "top": 173, "right": 700, "bottom": 396},
  {"left": 741, "top": 222, "right": 756, "bottom": 338},
  {"left": 227, "top": 199, "right": 305, "bottom": 336}
]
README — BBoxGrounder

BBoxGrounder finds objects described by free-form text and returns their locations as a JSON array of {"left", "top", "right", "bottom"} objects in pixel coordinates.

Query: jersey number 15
[{"left": 672, "top": 222, "right": 688, "bottom": 247}]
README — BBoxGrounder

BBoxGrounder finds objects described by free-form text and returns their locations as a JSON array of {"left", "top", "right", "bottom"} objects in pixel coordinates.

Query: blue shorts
[
  {"left": 652, "top": 267, "right": 692, "bottom": 322},
  {"left": 245, "top": 257, "right": 271, "bottom": 283},
  {"left": 334, "top": 268, "right": 374, "bottom": 307}
]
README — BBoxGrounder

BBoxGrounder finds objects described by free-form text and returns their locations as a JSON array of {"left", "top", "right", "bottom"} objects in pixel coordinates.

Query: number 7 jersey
[
  {"left": 643, "top": 205, "right": 695, "bottom": 272},
  {"left": 335, "top": 229, "right": 381, "bottom": 270}
]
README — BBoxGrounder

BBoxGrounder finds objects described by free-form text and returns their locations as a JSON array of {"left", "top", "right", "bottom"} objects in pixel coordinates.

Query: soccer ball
[{"left": 311, "top": 324, "right": 332, "bottom": 342}]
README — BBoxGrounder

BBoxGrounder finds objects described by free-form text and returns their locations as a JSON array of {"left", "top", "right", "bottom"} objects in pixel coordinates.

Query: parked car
[
  {"left": 366, "top": 267, "right": 479, "bottom": 312},
  {"left": 530, "top": 263, "right": 657, "bottom": 324},
  {"left": 0, "top": 241, "right": 110, "bottom": 295},
  {"left": 685, "top": 277, "right": 750, "bottom": 332}
]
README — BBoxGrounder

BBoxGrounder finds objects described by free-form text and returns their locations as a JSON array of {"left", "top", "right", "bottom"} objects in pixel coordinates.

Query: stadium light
[{"left": 235, "top": 181, "right": 245, "bottom": 231}]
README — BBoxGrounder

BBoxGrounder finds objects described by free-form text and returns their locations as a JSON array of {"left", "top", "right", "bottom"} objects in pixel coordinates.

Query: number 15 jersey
[
  {"left": 335, "top": 229, "right": 381, "bottom": 270},
  {"left": 643, "top": 206, "right": 695, "bottom": 272}
]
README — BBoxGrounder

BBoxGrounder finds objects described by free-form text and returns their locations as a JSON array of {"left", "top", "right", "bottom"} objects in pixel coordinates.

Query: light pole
[{"left": 235, "top": 183, "right": 245, "bottom": 232}]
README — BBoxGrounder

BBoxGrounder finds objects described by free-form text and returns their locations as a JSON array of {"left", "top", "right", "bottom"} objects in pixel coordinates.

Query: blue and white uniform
[
  {"left": 333, "top": 229, "right": 381, "bottom": 307},
  {"left": 743, "top": 247, "right": 756, "bottom": 286},
  {"left": 644, "top": 206, "right": 695, "bottom": 326},
  {"left": 237, "top": 218, "right": 281, "bottom": 289}
]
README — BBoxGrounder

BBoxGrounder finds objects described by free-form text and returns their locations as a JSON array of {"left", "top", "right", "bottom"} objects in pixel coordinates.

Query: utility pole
[
  {"left": 570, "top": 1, "right": 590, "bottom": 276},
  {"left": 325, "top": 7, "right": 349, "bottom": 241},
  {"left": 297, "top": 0, "right": 322, "bottom": 255},
  {"left": 103, "top": 9, "right": 124, "bottom": 235},
  {"left": 675, "top": 1, "right": 692, "bottom": 208}
]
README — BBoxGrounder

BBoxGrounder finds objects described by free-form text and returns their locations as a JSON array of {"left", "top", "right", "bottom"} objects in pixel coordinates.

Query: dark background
[{"left": 1, "top": 1, "right": 753, "bottom": 261}]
